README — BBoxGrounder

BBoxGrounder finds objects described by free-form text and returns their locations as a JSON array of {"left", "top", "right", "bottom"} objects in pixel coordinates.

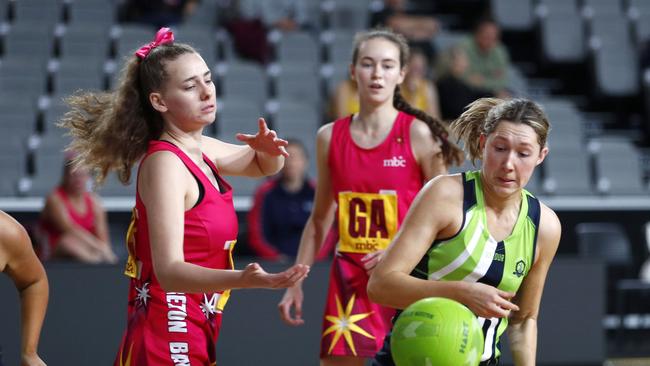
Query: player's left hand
[
  {"left": 361, "top": 250, "right": 385, "bottom": 274},
  {"left": 236, "top": 118, "right": 289, "bottom": 157}
]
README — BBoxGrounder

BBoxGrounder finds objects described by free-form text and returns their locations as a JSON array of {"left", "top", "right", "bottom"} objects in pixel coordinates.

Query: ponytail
[
  {"left": 59, "top": 42, "right": 196, "bottom": 185},
  {"left": 393, "top": 87, "right": 465, "bottom": 167},
  {"left": 450, "top": 97, "right": 550, "bottom": 165}
]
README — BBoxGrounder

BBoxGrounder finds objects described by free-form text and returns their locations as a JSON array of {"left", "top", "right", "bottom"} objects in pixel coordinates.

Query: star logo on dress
[
  {"left": 322, "top": 293, "right": 375, "bottom": 356},
  {"left": 201, "top": 293, "right": 219, "bottom": 319},
  {"left": 135, "top": 282, "right": 151, "bottom": 308}
]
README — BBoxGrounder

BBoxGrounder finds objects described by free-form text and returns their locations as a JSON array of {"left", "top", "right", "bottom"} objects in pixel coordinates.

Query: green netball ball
[{"left": 390, "top": 297, "right": 484, "bottom": 366}]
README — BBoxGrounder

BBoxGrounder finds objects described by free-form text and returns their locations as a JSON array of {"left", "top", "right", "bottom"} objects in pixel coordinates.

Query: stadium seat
[{"left": 492, "top": 0, "right": 534, "bottom": 31}]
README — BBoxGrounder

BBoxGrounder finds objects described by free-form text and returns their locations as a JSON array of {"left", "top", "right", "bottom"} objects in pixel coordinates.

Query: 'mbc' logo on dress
[{"left": 383, "top": 156, "right": 406, "bottom": 167}]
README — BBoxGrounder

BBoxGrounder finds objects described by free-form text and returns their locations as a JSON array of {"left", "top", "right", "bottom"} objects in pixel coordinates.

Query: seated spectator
[
  {"left": 330, "top": 78, "right": 359, "bottom": 120},
  {"left": 370, "top": 0, "right": 439, "bottom": 62},
  {"left": 401, "top": 48, "right": 441, "bottom": 119},
  {"left": 247, "top": 139, "right": 315, "bottom": 262},
  {"left": 37, "top": 153, "right": 116, "bottom": 264},
  {"left": 458, "top": 17, "right": 512, "bottom": 96},
  {"left": 436, "top": 46, "right": 493, "bottom": 121},
  {"left": 119, "top": 0, "right": 199, "bottom": 28},
  {"left": 222, "top": 0, "right": 310, "bottom": 64}
]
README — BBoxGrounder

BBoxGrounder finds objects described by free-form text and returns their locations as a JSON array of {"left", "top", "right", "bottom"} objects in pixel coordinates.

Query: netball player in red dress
[
  {"left": 59, "top": 28, "right": 309, "bottom": 365},
  {"left": 278, "top": 29, "right": 464, "bottom": 366}
]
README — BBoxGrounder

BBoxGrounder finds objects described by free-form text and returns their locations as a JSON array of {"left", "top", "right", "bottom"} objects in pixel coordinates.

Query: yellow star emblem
[{"left": 322, "top": 293, "right": 375, "bottom": 356}]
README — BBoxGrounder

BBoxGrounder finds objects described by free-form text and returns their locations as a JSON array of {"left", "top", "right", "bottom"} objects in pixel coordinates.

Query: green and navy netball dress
[{"left": 373, "top": 170, "right": 541, "bottom": 365}]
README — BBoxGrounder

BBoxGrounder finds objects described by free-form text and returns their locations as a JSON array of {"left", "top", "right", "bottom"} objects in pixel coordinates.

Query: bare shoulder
[
  {"left": 139, "top": 150, "right": 186, "bottom": 178},
  {"left": 317, "top": 122, "right": 335, "bottom": 141},
  {"left": 421, "top": 173, "right": 463, "bottom": 203},
  {"left": 537, "top": 202, "right": 562, "bottom": 258},
  {"left": 539, "top": 203, "right": 561, "bottom": 239},
  {"left": 88, "top": 192, "right": 106, "bottom": 211},
  {"left": 410, "top": 118, "right": 441, "bottom": 150},
  {"left": 410, "top": 118, "right": 433, "bottom": 139},
  {"left": 0, "top": 211, "right": 30, "bottom": 269}
]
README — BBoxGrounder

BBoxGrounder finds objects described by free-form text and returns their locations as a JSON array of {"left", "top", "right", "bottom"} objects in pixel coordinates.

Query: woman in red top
[
  {"left": 278, "top": 29, "right": 463, "bottom": 365},
  {"left": 38, "top": 153, "right": 116, "bottom": 263},
  {"left": 59, "top": 28, "right": 309, "bottom": 365}
]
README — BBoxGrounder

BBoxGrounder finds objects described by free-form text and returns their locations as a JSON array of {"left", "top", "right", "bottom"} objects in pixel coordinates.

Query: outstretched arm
[
  {"left": 1, "top": 212, "right": 48, "bottom": 366},
  {"left": 507, "top": 204, "right": 561, "bottom": 365},
  {"left": 140, "top": 151, "right": 308, "bottom": 294},
  {"left": 202, "top": 118, "right": 288, "bottom": 178}
]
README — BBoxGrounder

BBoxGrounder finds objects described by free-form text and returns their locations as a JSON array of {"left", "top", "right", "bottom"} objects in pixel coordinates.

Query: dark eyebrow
[
  {"left": 493, "top": 136, "right": 535, "bottom": 148},
  {"left": 182, "top": 70, "right": 211, "bottom": 83},
  {"left": 360, "top": 56, "right": 398, "bottom": 63}
]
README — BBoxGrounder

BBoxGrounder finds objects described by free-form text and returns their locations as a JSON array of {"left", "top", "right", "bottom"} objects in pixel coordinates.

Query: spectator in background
[
  {"left": 120, "top": 0, "right": 199, "bottom": 28},
  {"left": 248, "top": 139, "right": 315, "bottom": 262},
  {"left": 436, "top": 46, "right": 493, "bottom": 121},
  {"left": 458, "top": 17, "right": 512, "bottom": 96},
  {"left": 222, "top": 0, "right": 310, "bottom": 64},
  {"left": 330, "top": 78, "right": 359, "bottom": 120},
  {"left": 401, "top": 48, "right": 441, "bottom": 120},
  {"left": 369, "top": 0, "right": 439, "bottom": 62},
  {"left": 0, "top": 211, "right": 49, "bottom": 366},
  {"left": 37, "top": 153, "right": 116, "bottom": 264}
]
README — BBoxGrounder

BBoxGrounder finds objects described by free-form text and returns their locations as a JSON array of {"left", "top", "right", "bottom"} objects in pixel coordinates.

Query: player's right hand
[
  {"left": 461, "top": 282, "right": 519, "bottom": 319},
  {"left": 278, "top": 285, "right": 305, "bottom": 326}
]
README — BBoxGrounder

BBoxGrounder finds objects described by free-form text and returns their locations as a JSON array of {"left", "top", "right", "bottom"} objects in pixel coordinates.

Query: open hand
[
  {"left": 236, "top": 118, "right": 289, "bottom": 157},
  {"left": 241, "top": 262, "right": 309, "bottom": 289}
]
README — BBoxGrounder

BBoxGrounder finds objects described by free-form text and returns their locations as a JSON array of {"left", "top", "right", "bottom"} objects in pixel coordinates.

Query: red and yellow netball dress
[
  {"left": 114, "top": 141, "right": 238, "bottom": 366},
  {"left": 321, "top": 112, "right": 424, "bottom": 358}
]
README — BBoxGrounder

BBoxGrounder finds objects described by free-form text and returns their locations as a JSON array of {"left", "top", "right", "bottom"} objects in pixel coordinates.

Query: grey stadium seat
[
  {"left": 542, "top": 147, "right": 593, "bottom": 195},
  {"left": 593, "top": 44, "right": 639, "bottom": 97},
  {"left": 539, "top": 13, "right": 586, "bottom": 63},
  {"left": 593, "top": 140, "right": 645, "bottom": 195},
  {"left": 492, "top": 0, "right": 534, "bottom": 31},
  {"left": 276, "top": 31, "right": 320, "bottom": 66},
  {"left": 274, "top": 63, "right": 321, "bottom": 107},
  {"left": 216, "top": 97, "right": 264, "bottom": 144},
  {"left": 216, "top": 61, "right": 267, "bottom": 108}
]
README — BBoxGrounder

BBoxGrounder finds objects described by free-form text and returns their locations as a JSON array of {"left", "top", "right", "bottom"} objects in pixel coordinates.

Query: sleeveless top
[
  {"left": 40, "top": 186, "right": 97, "bottom": 254},
  {"left": 328, "top": 111, "right": 423, "bottom": 254},
  {"left": 413, "top": 170, "right": 540, "bottom": 362},
  {"left": 124, "top": 140, "right": 238, "bottom": 311}
]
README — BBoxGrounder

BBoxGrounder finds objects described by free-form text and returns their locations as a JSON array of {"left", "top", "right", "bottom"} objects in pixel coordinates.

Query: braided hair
[{"left": 352, "top": 29, "right": 464, "bottom": 167}]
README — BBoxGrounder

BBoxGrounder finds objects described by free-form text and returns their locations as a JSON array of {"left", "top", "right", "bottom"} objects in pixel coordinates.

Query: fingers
[
  {"left": 278, "top": 301, "right": 304, "bottom": 326},
  {"left": 361, "top": 251, "right": 380, "bottom": 262},
  {"left": 258, "top": 118, "right": 269, "bottom": 133},
  {"left": 498, "top": 289, "right": 516, "bottom": 300},
  {"left": 236, "top": 133, "right": 255, "bottom": 142},
  {"left": 278, "top": 145, "right": 289, "bottom": 157},
  {"left": 276, "top": 265, "right": 310, "bottom": 288}
]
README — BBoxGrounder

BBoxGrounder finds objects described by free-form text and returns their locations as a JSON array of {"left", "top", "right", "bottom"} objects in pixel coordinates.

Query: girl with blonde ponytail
[{"left": 369, "top": 97, "right": 560, "bottom": 365}]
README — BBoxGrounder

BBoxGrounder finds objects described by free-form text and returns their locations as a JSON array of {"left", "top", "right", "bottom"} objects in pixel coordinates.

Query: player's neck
[
  {"left": 355, "top": 103, "right": 398, "bottom": 133},
  {"left": 160, "top": 130, "right": 203, "bottom": 161}
]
